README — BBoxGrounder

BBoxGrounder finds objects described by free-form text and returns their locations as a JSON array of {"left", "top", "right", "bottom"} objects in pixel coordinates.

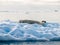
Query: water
[{"left": 0, "top": 41, "right": 60, "bottom": 45}]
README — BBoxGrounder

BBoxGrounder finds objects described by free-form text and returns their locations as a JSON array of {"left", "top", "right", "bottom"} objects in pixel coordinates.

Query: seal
[{"left": 19, "top": 20, "right": 46, "bottom": 25}]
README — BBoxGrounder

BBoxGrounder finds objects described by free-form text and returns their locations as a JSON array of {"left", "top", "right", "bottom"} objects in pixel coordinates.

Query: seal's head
[{"left": 42, "top": 20, "right": 46, "bottom": 23}]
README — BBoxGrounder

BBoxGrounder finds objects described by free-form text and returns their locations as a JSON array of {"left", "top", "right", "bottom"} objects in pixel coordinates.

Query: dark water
[{"left": 0, "top": 41, "right": 60, "bottom": 45}]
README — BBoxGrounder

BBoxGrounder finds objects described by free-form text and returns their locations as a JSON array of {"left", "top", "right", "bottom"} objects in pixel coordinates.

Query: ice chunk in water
[{"left": 0, "top": 20, "right": 60, "bottom": 41}]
